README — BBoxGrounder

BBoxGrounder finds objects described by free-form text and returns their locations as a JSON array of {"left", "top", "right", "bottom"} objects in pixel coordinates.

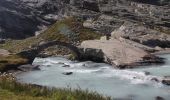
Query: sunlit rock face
[{"left": 0, "top": 0, "right": 169, "bottom": 39}]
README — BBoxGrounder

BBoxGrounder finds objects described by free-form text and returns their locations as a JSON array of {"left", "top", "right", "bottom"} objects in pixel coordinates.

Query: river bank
[
  {"left": 0, "top": 17, "right": 170, "bottom": 100},
  {"left": 16, "top": 54, "right": 170, "bottom": 100},
  {"left": 0, "top": 73, "right": 111, "bottom": 100},
  {"left": 0, "top": 17, "right": 170, "bottom": 71}
]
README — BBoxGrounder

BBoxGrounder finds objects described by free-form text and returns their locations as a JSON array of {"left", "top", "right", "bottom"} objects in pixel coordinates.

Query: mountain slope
[{"left": 0, "top": 0, "right": 169, "bottom": 39}]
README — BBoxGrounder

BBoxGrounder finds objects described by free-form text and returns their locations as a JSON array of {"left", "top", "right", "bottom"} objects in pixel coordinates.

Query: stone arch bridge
[
  {"left": 17, "top": 40, "right": 104, "bottom": 64},
  {"left": 17, "top": 41, "right": 82, "bottom": 64}
]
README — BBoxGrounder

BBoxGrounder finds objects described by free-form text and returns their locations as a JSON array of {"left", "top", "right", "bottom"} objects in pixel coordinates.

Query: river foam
[{"left": 16, "top": 54, "right": 170, "bottom": 100}]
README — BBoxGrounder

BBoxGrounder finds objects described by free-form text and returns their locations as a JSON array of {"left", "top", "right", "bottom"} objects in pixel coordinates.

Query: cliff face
[
  {"left": 0, "top": 0, "right": 62, "bottom": 39},
  {"left": 0, "top": 0, "right": 37, "bottom": 39},
  {"left": 0, "top": 0, "right": 170, "bottom": 39}
]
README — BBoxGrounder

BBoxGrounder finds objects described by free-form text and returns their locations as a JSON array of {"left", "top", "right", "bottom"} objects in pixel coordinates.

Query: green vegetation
[
  {"left": 0, "top": 74, "right": 111, "bottom": 100},
  {"left": 0, "top": 17, "right": 102, "bottom": 53}
]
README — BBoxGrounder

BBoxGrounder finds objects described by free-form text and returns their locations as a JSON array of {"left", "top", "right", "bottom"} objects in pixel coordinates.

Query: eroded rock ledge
[{"left": 80, "top": 38, "right": 164, "bottom": 69}]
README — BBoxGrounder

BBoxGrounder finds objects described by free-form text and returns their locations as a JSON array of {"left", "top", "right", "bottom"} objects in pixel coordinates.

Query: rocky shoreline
[
  {"left": 0, "top": 36, "right": 169, "bottom": 71},
  {"left": 79, "top": 37, "right": 167, "bottom": 69},
  {"left": 0, "top": 0, "right": 170, "bottom": 100}
]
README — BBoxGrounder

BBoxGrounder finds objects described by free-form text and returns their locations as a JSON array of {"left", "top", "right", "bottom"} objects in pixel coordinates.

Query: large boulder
[{"left": 80, "top": 39, "right": 162, "bottom": 68}]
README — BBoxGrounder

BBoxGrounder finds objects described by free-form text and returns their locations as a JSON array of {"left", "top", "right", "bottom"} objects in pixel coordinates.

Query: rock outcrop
[
  {"left": 68, "top": 0, "right": 170, "bottom": 35},
  {"left": 0, "top": 0, "right": 61, "bottom": 39},
  {"left": 80, "top": 38, "right": 164, "bottom": 68},
  {"left": 0, "top": 0, "right": 40, "bottom": 39},
  {"left": 0, "top": 0, "right": 170, "bottom": 39},
  {"left": 111, "top": 22, "right": 170, "bottom": 48}
]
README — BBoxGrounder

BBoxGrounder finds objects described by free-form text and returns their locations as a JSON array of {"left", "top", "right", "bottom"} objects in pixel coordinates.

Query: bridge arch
[{"left": 17, "top": 40, "right": 81, "bottom": 64}]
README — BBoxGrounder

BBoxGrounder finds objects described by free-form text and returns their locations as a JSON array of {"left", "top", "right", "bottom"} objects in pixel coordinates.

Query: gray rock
[
  {"left": 0, "top": 0, "right": 60, "bottom": 39},
  {"left": 144, "top": 71, "right": 151, "bottom": 75},
  {"left": 1, "top": 0, "right": 170, "bottom": 39},
  {"left": 58, "top": 62, "right": 65, "bottom": 65},
  {"left": 18, "top": 64, "right": 40, "bottom": 72},
  {"left": 62, "top": 72, "right": 73, "bottom": 75},
  {"left": 62, "top": 65, "right": 70, "bottom": 67},
  {"left": 164, "top": 76, "right": 170, "bottom": 78},
  {"left": 162, "top": 79, "right": 170, "bottom": 85},
  {"left": 112, "top": 22, "right": 170, "bottom": 48},
  {"left": 79, "top": 47, "right": 105, "bottom": 62},
  {"left": 151, "top": 77, "right": 159, "bottom": 82},
  {"left": 155, "top": 96, "right": 165, "bottom": 100},
  {"left": 162, "top": 76, "right": 170, "bottom": 85}
]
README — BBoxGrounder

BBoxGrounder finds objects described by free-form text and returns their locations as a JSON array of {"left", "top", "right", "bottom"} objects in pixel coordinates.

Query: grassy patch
[
  {"left": 0, "top": 37, "right": 41, "bottom": 53},
  {"left": 0, "top": 89, "right": 50, "bottom": 100},
  {"left": 0, "top": 74, "right": 111, "bottom": 100}
]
